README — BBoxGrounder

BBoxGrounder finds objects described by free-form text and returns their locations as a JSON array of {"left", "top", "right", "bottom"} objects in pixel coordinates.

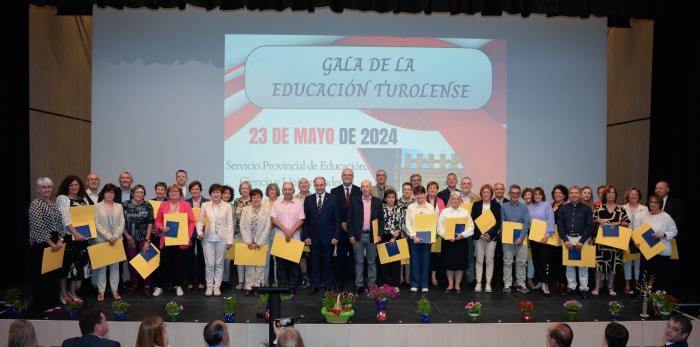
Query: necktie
[
  {"left": 317, "top": 194, "right": 323, "bottom": 213},
  {"left": 345, "top": 187, "right": 350, "bottom": 205}
]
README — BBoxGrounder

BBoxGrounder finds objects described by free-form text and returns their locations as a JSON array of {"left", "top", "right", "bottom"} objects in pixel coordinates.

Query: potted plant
[
  {"left": 165, "top": 300, "right": 183, "bottom": 322},
  {"left": 563, "top": 300, "right": 582, "bottom": 321},
  {"left": 416, "top": 298, "right": 431, "bottom": 323},
  {"left": 609, "top": 301, "right": 624, "bottom": 321},
  {"left": 366, "top": 284, "right": 399, "bottom": 322},
  {"left": 658, "top": 294, "right": 678, "bottom": 319},
  {"left": 11, "top": 300, "right": 28, "bottom": 319},
  {"left": 65, "top": 300, "right": 82, "bottom": 320},
  {"left": 3, "top": 288, "right": 21, "bottom": 315},
  {"left": 224, "top": 296, "right": 237, "bottom": 323},
  {"left": 465, "top": 301, "right": 481, "bottom": 323},
  {"left": 321, "top": 291, "right": 356, "bottom": 323},
  {"left": 519, "top": 300, "right": 534, "bottom": 322},
  {"left": 112, "top": 300, "right": 129, "bottom": 321}
]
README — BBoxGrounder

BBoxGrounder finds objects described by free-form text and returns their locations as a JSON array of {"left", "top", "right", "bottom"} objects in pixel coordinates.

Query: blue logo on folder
[
  {"left": 642, "top": 229, "right": 660, "bottom": 247},
  {"left": 455, "top": 224, "right": 465, "bottom": 233},
  {"left": 568, "top": 248, "right": 582, "bottom": 260},
  {"left": 75, "top": 225, "right": 91, "bottom": 238},
  {"left": 629, "top": 240, "right": 640, "bottom": 254},
  {"left": 386, "top": 242, "right": 400, "bottom": 256},
  {"left": 165, "top": 221, "right": 179, "bottom": 238},
  {"left": 416, "top": 231, "right": 431, "bottom": 242},
  {"left": 513, "top": 229, "right": 521, "bottom": 243},
  {"left": 603, "top": 225, "right": 619, "bottom": 237},
  {"left": 141, "top": 244, "right": 158, "bottom": 261}
]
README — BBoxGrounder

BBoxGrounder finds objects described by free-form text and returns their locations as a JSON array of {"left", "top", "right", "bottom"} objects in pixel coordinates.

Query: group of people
[
  {"left": 28, "top": 168, "right": 683, "bottom": 312},
  {"left": 6, "top": 313, "right": 692, "bottom": 347}
]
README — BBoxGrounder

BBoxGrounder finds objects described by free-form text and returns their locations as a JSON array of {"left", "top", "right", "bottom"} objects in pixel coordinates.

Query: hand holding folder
[
  {"left": 164, "top": 213, "right": 189, "bottom": 246},
  {"left": 270, "top": 234, "right": 305, "bottom": 263},
  {"left": 377, "top": 238, "right": 410, "bottom": 264},
  {"left": 596, "top": 225, "right": 632, "bottom": 250},
  {"left": 562, "top": 244, "right": 595, "bottom": 267},
  {"left": 631, "top": 223, "right": 666, "bottom": 260}
]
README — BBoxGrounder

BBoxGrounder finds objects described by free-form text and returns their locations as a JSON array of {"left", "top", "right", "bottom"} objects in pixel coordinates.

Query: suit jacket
[
  {"left": 371, "top": 184, "right": 395, "bottom": 200},
  {"left": 437, "top": 188, "right": 459, "bottom": 205},
  {"left": 94, "top": 201, "right": 125, "bottom": 242},
  {"left": 663, "top": 196, "right": 684, "bottom": 230},
  {"left": 347, "top": 195, "right": 383, "bottom": 239},
  {"left": 186, "top": 196, "right": 210, "bottom": 208},
  {"left": 302, "top": 192, "right": 341, "bottom": 245},
  {"left": 471, "top": 200, "right": 502, "bottom": 241},
  {"left": 667, "top": 341, "right": 689, "bottom": 347},
  {"left": 330, "top": 184, "right": 361, "bottom": 225},
  {"left": 62, "top": 335, "right": 121, "bottom": 347}
]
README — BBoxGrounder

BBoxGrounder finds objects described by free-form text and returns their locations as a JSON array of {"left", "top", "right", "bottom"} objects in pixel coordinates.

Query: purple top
[{"left": 528, "top": 202, "right": 556, "bottom": 236}]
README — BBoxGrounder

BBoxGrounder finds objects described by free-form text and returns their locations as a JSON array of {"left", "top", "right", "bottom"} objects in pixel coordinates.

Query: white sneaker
[
  {"left": 214, "top": 287, "right": 222, "bottom": 296},
  {"left": 235, "top": 283, "right": 244, "bottom": 290},
  {"left": 485, "top": 284, "right": 492, "bottom": 293},
  {"left": 152, "top": 287, "right": 162, "bottom": 297},
  {"left": 175, "top": 286, "right": 184, "bottom": 296},
  {"left": 410, "top": 287, "right": 418, "bottom": 292},
  {"left": 421, "top": 288, "right": 428, "bottom": 293},
  {"left": 205, "top": 287, "right": 213, "bottom": 297},
  {"left": 475, "top": 283, "right": 482, "bottom": 293}
]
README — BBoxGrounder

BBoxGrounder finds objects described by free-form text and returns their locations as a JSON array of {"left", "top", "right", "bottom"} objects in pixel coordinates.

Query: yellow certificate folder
[
  {"left": 372, "top": 219, "right": 380, "bottom": 244},
  {"left": 233, "top": 243, "right": 268, "bottom": 266},
  {"left": 528, "top": 219, "right": 562, "bottom": 246},
  {"left": 460, "top": 203, "right": 473, "bottom": 214},
  {"left": 502, "top": 221, "right": 527, "bottom": 246},
  {"left": 270, "top": 234, "right": 305, "bottom": 263},
  {"left": 631, "top": 223, "right": 665, "bottom": 260},
  {"left": 414, "top": 213, "right": 437, "bottom": 243},
  {"left": 474, "top": 209, "right": 496, "bottom": 235},
  {"left": 129, "top": 244, "right": 160, "bottom": 279},
  {"left": 88, "top": 239, "right": 127, "bottom": 269},
  {"left": 41, "top": 245, "right": 65, "bottom": 274},
  {"left": 225, "top": 241, "right": 236, "bottom": 260},
  {"left": 377, "top": 238, "right": 410, "bottom": 264},
  {"left": 431, "top": 235, "right": 442, "bottom": 253},
  {"left": 70, "top": 205, "right": 96, "bottom": 239},
  {"left": 444, "top": 217, "right": 470, "bottom": 240},
  {"left": 562, "top": 244, "right": 596, "bottom": 267},
  {"left": 149, "top": 200, "right": 163, "bottom": 215},
  {"left": 596, "top": 225, "right": 632, "bottom": 250},
  {"left": 670, "top": 239, "right": 679, "bottom": 260},
  {"left": 164, "top": 213, "right": 190, "bottom": 246}
]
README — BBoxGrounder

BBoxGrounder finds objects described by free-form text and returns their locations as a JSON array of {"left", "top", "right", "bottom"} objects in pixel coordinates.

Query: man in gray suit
[{"left": 370, "top": 169, "right": 395, "bottom": 201}]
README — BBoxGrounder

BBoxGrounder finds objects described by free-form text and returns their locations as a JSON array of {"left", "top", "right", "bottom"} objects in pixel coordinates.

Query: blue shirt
[
  {"left": 556, "top": 202, "right": 594, "bottom": 243},
  {"left": 501, "top": 200, "right": 531, "bottom": 240}
]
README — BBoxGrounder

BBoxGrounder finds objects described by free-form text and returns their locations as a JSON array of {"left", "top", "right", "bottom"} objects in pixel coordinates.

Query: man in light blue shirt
[{"left": 501, "top": 184, "right": 531, "bottom": 293}]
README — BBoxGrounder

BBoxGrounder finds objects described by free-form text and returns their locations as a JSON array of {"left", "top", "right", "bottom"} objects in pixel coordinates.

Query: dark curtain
[{"left": 649, "top": 19, "right": 699, "bottom": 297}]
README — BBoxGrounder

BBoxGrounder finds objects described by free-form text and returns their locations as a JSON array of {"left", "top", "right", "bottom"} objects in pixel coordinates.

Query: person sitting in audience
[
  {"left": 203, "top": 320, "right": 230, "bottom": 347},
  {"left": 604, "top": 322, "right": 629, "bottom": 347},
  {"left": 61, "top": 309, "right": 120, "bottom": 347},
  {"left": 135, "top": 315, "right": 168, "bottom": 347},
  {"left": 546, "top": 323, "right": 573, "bottom": 347},
  {"left": 664, "top": 315, "right": 692, "bottom": 347},
  {"left": 276, "top": 327, "right": 305, "bottom": 347},
  {"left": 7, "top": 319, "right": 37, "bottom": 347}
]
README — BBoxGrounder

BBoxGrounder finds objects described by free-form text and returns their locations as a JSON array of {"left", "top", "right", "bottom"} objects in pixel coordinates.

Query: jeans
[
  {"left": 503, "top": 242, "right": 528, "bottom": 288},
  {"left": 202, "top": 239, "right": 227, "bottom": 288},
  {"left": 623, "top": 258, "right": 641, "bottom": 281},
  {"left": 527, "top": 259, "right": 535, "bottom": 279},
  {"left": 409, "top": 238, "right": 431, "bottom": 289},
  {"left": 352, "top": 233, "right": 377, "bottom": 288},
  {"left": 475, "top": 239, "right": 497, "bottom": 285},
  {"left": 565, "top": 237, "right": 589, "bottom": 291}
]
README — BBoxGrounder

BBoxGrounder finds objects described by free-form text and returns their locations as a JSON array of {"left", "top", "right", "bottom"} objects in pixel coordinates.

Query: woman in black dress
[{"left": 592, "top": 186, "right": 630, "bottom": 296}]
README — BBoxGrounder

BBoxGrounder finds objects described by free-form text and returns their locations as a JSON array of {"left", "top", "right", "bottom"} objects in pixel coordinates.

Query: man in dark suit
[
  {"left": 664, "top": 315, "right": 692, "bottom": 347},
  {"left": 116, "top": 171, "right": 133, "bottom": 204},
  {"left": 437, "top": 172, "right": 459, "bottom": 205},
  {"left": 302, "top": 177, "right": 341, "bottom": 295},
  {"left": 347, "top": 180, "right": 383, "bottom": 293},
  {"left": 655, "top": 180, "right": 683, "bottom": 293},
  {"left": 329, "top": 168, "right": 361, "bottom": 289},
  {"left": 62, "top": 309, "right": 121, "bottom": 347}
]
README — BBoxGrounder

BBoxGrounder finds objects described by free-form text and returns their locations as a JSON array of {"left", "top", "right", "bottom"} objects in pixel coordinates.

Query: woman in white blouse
[
  {"left": 405, "top": 185, "right": 437, "bottom": 293},
  {"left": 437, "top": 191, "right": 474, "bottom": 293},
  {"left": 197, "top": 184, "right": 234, "bottom": 297},
  {"left": 240, "top": 188, "right": 271, "bottom": 295},
  {"left": 638, "top": 194, "right": 678, "bottom": 293},
  {"left": 93, "top": 183, "right": 125, "bottom": 301},
  {"left": 622, "top": 188, "right": 648, "bottom": 294}
]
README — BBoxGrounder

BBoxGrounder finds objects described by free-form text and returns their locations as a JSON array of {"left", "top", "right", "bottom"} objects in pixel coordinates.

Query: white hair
[
  {"left": 450, "top": 191, "right": 462, "bottom": 199},
  {"left": 36, "top": 177, "right": 53, "bottom": 187}
]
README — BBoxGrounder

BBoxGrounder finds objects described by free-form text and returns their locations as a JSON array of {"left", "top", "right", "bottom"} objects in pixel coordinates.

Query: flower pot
[
  {"left": 375, "top": 299, "right": 388, "bottom": 322},
  {"left": 566, "top": 310, "right": 579, "bottom": 322},
  {"left": 659, "top": 311, "right": 671, "bottom": 320},
  {"left": 467, "top": 313, "right": 480, "bottom": 323},
  {"left": 168, "top": 314, "right": 179, "bottom": 322},
  {"left": 114, "top": 312, "right": 126, "bottom": 321},
  {"left": 68, "top": 310, "right": 79, "bottom": 320},
  {"left": 610, "top": 312, "right": 621, "bottom": 321},
  {"left": 419, "top": 313, "right": 430, "bottom": 323},
  {"left": 321, "top": 308, "right": 354, "bottom": 324},
  {"left": 522, "top": 313, "right": 533, "bottom": 322},
  {"left": 224, "top": 312, "right": 235, "bottom": 323}
]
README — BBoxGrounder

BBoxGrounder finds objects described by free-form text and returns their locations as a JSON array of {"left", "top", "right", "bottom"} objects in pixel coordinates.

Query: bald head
[
  {"left": 86, "top": 173, "right": 100, "bottom": 191},
  {"left": 548, "top": 323, "right": 573, "bottom": 347}
]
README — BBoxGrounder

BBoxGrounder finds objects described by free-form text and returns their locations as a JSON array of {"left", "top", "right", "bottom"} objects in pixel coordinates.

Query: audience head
[
  {"left": 86, "top": 173, "right": 100, "bottom": 191},
  {"left": 604, "top": 322, "right": 629, "bottom": 347},
  {"left": 341, "top": 168, "right": 354, "bottom": 185},
  {"left": 57, "top": 175, "right": 86, "bottom": 199},
  {"left": 665, "top": 314, "right": 692, "bottom": 343},
  {"left": 375, "top": 170, "right": 387, "bottom": 185},
  {"left": 175, "top": 169, "right": 188, "bottom": 187},
  {"left": 79, "top": 309, "right": 109, "bottom": 337},
  {"left": 203, "top": 320, "right": 229, "bottom": 347},
  {"left": 445, "top": 172, "right": 457, "bottom": 189},
  {"left": 277, "top": 327, "right": 305, "bottom": 347},
  {"left": 135, "top": 315, "right": 167, "bottom": 347},
  {"left": 8, "top": 319, "right": 37, "bottom": 347},
  {"left": 118, "top": 171, "right": 133, "bottom": 190},
  {"left": 655, "top": 180, "right": 670, "bottom": 198},
  {"left": 547, "top": 323, "right": 573, "bottom": 347}
]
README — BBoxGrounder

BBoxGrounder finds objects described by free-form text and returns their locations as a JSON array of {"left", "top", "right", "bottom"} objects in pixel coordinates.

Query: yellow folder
[
  {"left": 164, "top": 213, "right": 190, "bottom": 246},
  {"left": 444, "top": 217, "right": 470, "bottom": 241},
  {"left": 596, "top": 226, "right": 632, "bottom": 250},
  {"left": 233, "top": 243, "right": 268, "bottom": 266},
  {"left": 377, "top": 238, "right": 410, "bottom": 264},
  {"left": 414, "top": 213, "right": 437, "bottom": 243},
  {"left": 631, "top": 223, "right": 665, "bottom": 260},
  {"left": 70, "top": 205, "right": 96, "bottom": 239},
  {"left": 193, "top": 207, "right": 201, "bottom": 225},
  {"left": 502, "top": 221, "right": 527, "bottom": 246},
  {"left": 129, "top": 246, "right": 160, "bottom": 279},
  {"left": 623, "top": 250, "right": 640, "bottom": 262},
  {"left": 548, "top": 227, "right": 563, "bottom": 246},
  {"left": 460, "top": 202, "right": 473, "bottom": 214},
  {"left": 431, "top": 235, "right": 442, "bottom": 253},
  {"left": 670, "top": 239, "right": 679, "bottom": 260},
  {"left": 528, "top": 219, "right": 562, "bottom": 246},
  {"left": 270, "top": 234, "right": 305, "bottom": 263},
  {"left": 475, "top": 209, "right": 496, "bottom": 235},
  {"left": 225, "top": 241, "right": 236, "bottom": 260},
  {"left": 372, "top": 219, "right": 380, "bottom": 244},
  {"left": 401, "top": 257, "right": 410, "bottom": 265},
  {"left": 562, "top": 244, "right": 596, "bottom": 267},
  {"left": 41, "top": 245, "right": 65, "bottom": 274},
  {"left": 149, "top": 200, "right": 162, "bottom": 215},
  {"left": 87, "top": 239, "right": 127, "bottom": 269}
]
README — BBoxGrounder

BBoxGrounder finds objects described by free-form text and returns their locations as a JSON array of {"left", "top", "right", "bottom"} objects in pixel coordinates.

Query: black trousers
[
  {"left": 159, "top": 246, "right": 186, "bottom": 288},
  {"left": 643, "top": 255, "right": 674, "bottom": 293},
  {"left": 531, "top": 242, "right": 555, "bottom": 284},
  {"left": 32, "top": 243, "right": 60, "bottom": 312},
  {"left": 275, "top": 257, "right": 300, "bottom": 287},
  {"left": 334, "top": 234, "right": 355, "bottom": 288},
  {"left": 379, "top": 234, "right": 400, "bottom": 287},
  {"left": 310, "top": 241, "right": 334, "bottom": 289}
]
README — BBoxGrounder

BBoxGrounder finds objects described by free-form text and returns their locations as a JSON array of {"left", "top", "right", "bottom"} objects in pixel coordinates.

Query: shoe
[
  {"left": 475, "top": 283, "right": 482, "bottom": 293},
  {"left": 205, "top": 287, "right": 213, "bottom": 297},
  {"left": 517, "top": 286, "right": 530, "bottom": 294},
  {"left": 421, "top": 288, "right": 429, "bottom": 293},
  {"left": 542, "top": 284, "right": 550, "bottom": 296},
  {"left": 307, "top": 287, "right": 319, "bottom": 296},
  {"left": 187, "top": 284, "right": 193, "bottom": 289},
  {"left": 112, "top": 292, "right": 121, "bottom": 300},
  {"left": 213, "top": 287, "right": 222, "bottom": 296},
  {"left": 59, "top": 295, "right": 69, "bottom": 305},
  {"left": 432, "top": 280, "right": 439, "bottom": 286},
  {"left": 97, "top": 292, "right": 104, "bottom": 301},
  {"left": 532, "top": 282, "right": 543, "bottom": 290},
  {"left": 67, "top": 292, "right": 83, "bottom": 303},
  {"left": 591, "top": 288, "right": 599, "bottom": 296},
  {"left": 608, "top": 289, "right": 617, "bottom": 297},
  {"left": 628, "top": 288, "right": 635, "bottom": 295},
  {"left": 564, "top": 289, "right": 576, "bottom": 296},
  {"left": 175, "top": 286, "right": 184, "bottom": 296},
  {"left": 144, "top": 287, "right": 152, "bottom": 297},
  {"left": 235, "top": 283, "right": 244, "bottom": 290},
  {"left": 503, "top": 286, "right": 511, "bottom": 293},
  {"left": 152, "top": 287, "right": 163, "bottom": 297},
  {"left": 198, "top": 284, "right": 205, "bottom": 289},
  {"left": 485, "top": 284, "right": 492, "bottom": 293},
  {"left": 580, "top": 290, "right": 590, "bottom": 300},
  {"left": 410, "top": 287, "right": 418, "bottom": 292}
]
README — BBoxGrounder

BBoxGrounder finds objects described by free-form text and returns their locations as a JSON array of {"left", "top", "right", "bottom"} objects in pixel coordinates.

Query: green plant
[
  {"left": 12, "top": 300, "right": 28, "bottom": 311},
  {"left": 660, "top": 294, "right": 678, "bottom": 313},
  {"left": 165, "top": 301, "right": 183, "bottom": 316},
  {"left": 465, "top": 301, "right": 481, "bottom": 315},
  {"left": 609, "top": 301, "right": 624, "bottom": 314},
  {"left": 3, "top": 288, "right": 21, "bottom": 305},
  {"left": 224, "top": 296, "right": 237, "bottom": 313},
  {"left": 417, "top": 298, "right": 432, "bottom": 315},
  {"left": 519, "top": 300, "right": 534, "bottom": 315},
  {"left": 563, "top": 300, "right": 582, "bottom": 312},
  {"left": 257, "top": 293, "right": 294, "bottom": 308},
  {"left": 112, "top": 301, "right": 129, "bottom": 313}
]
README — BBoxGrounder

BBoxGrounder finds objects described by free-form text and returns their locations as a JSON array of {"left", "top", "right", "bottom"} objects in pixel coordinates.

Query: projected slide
[{"left": 224, "top": 35, "right": 506, "bottom": 188}]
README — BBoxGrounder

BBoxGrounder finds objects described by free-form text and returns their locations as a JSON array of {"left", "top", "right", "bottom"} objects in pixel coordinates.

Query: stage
[{"left": 2, "top": 284, "right": 699, "bottom": 346}]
